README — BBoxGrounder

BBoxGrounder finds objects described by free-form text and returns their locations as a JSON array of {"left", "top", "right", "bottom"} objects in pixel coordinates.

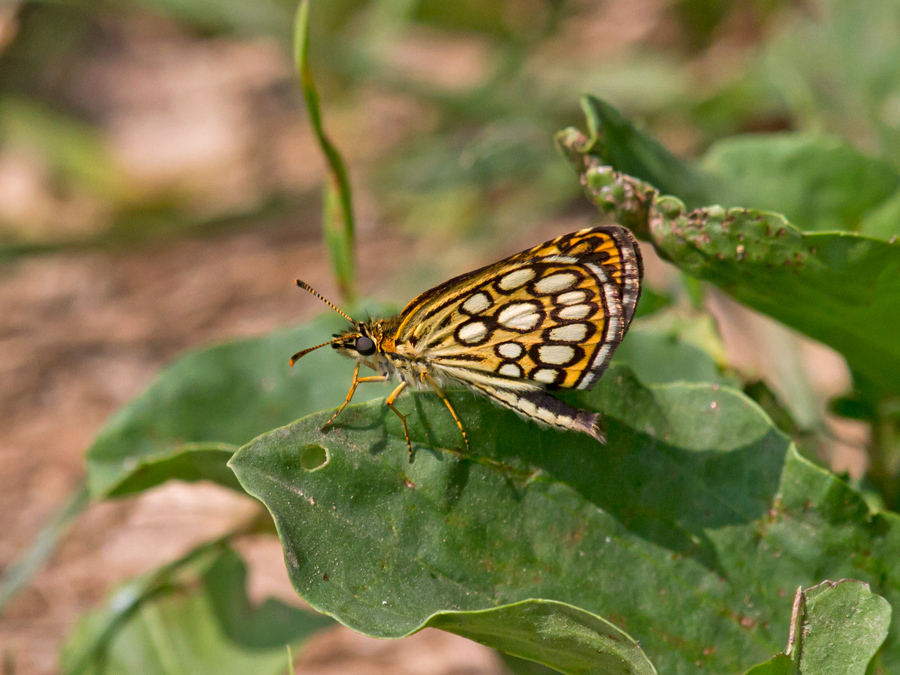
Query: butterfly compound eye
[{"left": 355, "top": 336, "right": 376, "bottom": 356}]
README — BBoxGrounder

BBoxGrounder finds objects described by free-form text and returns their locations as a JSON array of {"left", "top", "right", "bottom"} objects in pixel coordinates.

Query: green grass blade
[
  {"left": 293, "top": 0, "right": 356, "bottom": 303},
  {"left": 0, "top": 481, "right": 90, "bottom": 614}
]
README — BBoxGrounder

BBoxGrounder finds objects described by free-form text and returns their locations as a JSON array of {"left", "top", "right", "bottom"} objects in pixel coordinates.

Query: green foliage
[
  {"left": 0, "top": 483, "right": 90, "bottom": 613},
  {"left": 701, "top": 134, "right": 900, "bottom": 234},
  {"left": 60, "top": 542, "right": 333, "bottom": 675},
  {"left": 745, "top": 581, "right": 892, "bottom": 675},
  {"left": 794, "top": 581, "right": 891, "bottom": 675},
  {"left": 559, "top": 97, "right": 900, "bottom": 490},
  {"left": 56, "top": 85, "right": 900, "bottom": 667},
  {"left": 757, "top": 0, "right": 900, "bottom": 163},
  {"left": 428, "top": 600, "right": 658, "bottom": 675},
  {"left": 229, "top": 367, "right": 898, "bottom": 674},
  {"left": 85, "top": 308, "right": 395, "bottom": 498},
  {"left": 294, "top": 0, "right": 357, "bottom": 302}
]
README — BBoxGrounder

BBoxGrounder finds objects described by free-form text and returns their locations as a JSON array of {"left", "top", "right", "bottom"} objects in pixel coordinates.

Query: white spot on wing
[
  {"left": 498, "top": 342, "right": 524, "bottom": 359},
  {"left": 557, "top": 290, "right": 586, "bottom": 305},
  {"left": 518, "top": 398, "right": 538, "bottom": 416},
  {"left": 536, "top": 407, "right": 556, "bottom": 424},
  {"left": 559, "top": 304, "right": 591, "bottom": 320},
  {"left": 549, "top": 324, "right": 588, "bottom": 342},
  {"left": 461, "top": 292, "right": 491, "bottom": 314},
  {"left": 497, "top": 302, "right": 541, "bottom": 331},
  {"left": 492, "top": 389, "right": 518, "bottom": 405},
  {"left": 458, "top": 321, "right": 488, "bottom": 344},
  {"left": 535, "top": 273, "right": 577, "bottom": 294},
  {"left": 538, "top": 345, "right": 575, "bottom": 365},
  {"left": 533, "top": 368, "right": 560, "bottom": 384},
  {"left": 498, "top": 363, "right": 522, "bottom": 378},
  {"left": 556, "top": 415, "right": 575, "bottom": 428},
  {"left": 498, "top": 268, "right": 535, "bottom": 290}
]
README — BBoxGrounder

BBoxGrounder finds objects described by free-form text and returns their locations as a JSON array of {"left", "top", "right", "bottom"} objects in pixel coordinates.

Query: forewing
[{"left": 394, "top": 226, "right": 642, "bottom": 391}]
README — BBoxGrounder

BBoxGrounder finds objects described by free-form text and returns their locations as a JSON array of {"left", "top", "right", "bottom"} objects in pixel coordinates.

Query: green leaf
[
  {"left": 565, "top": 95, "right": 900, "bottom": 236},
  {"left": 743, "top": 655, "right": 792, "bottom": 675},
  {"left": 613, "top": 309, "right": 736, "bottom": 387},
  {"left": 859, "top": 189, "right": 900, "bottom": 240},
  {"left": 428, "top": 600, "right": 656, "bottom": 675},
  {"left": 557, "top": 95, "right": 712, "bottom": 210},
  {"left": 794, "top": 580, "right": 891, "bottom": 675},
  {"left": 644, "top": 205, "right": 900, "bottom": 397},
  {"left": 100, "top": 445, "right": 242, "bottom": 498},
  {"left": 558, "top": 100, "right": 900, "bottom": 398},
  {"left": 501, "top": 653, "right": 562, "bottom": 675},
  {"left": 86, "top": 310, "right": 394, "bottom": 499},
  {"left": 228, "top": 364, "right": 900, "bottom": 673},
  {"left": 743, "top": 580, "right": 891, "bottom": 675},
  {"left": 60, "top": 543, "right": 333, "bottom": 675},
  {"left": 701, "top": 133, "right": 900, "bottom": 233}
]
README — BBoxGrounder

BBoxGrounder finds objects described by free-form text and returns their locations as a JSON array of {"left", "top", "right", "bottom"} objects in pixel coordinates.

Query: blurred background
[{"left": 0, "top": 0, "right": 891, "bottom": 672}]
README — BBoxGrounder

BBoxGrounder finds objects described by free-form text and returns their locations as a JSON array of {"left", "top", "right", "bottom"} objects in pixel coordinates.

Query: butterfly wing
[{"left": 393, "top": 225, "right": 642, "bottom": 393}]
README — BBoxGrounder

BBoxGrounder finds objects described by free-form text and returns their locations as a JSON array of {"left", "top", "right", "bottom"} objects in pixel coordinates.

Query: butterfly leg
[
  {"left": 384, "top": 381, "right": 413, "bottom": 461},
  {"left": 421, "top": 373, "right": 470, "bottom": 453},
  {"left": 323, "top": 363, "right": 390, "bottom": 430}
]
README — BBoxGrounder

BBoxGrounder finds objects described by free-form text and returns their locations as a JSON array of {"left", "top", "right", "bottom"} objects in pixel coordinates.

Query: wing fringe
[{"left": 574, "top": 410, "right": 606, "bottom": 444}]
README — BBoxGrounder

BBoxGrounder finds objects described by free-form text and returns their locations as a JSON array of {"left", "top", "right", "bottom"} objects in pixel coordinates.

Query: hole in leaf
[{"left": 299, "top": 444, "right": 328, "bottom": 471}]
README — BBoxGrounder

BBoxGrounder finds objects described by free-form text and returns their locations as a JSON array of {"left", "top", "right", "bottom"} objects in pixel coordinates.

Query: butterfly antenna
[
  {"left": 290, "top": 337, "right": 342, "bottom": 366},
  {"left": 295, "top": 279, "right": 354, "bottom": 322}
]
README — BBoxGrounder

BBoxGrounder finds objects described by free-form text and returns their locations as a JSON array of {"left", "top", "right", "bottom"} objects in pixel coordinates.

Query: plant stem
[{"left": 294, "top": 0, "right": 356, "bottom": 304}]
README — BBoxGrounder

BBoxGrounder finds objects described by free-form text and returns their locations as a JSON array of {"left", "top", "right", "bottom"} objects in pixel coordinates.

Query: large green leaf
[
  {"left": 556, "top": 97, "right": 900, "bottom": 397},
  {"left": 60, "top": 543, "right": 333, "bottom": 675},
  {"left": 229, "top": 366, "right": 900, "bottom": 674},
  {"left": 86, "top": 309, "right": 395, "bottom": 499}
]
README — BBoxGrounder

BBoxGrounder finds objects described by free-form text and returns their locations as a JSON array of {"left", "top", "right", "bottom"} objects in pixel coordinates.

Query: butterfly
[{"left": 291, "top": 225, "right": 642, "bottom": 460}]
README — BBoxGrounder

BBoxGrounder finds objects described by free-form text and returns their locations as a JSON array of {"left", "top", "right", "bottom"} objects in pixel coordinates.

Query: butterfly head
[
  {"left": 328, "top": 323, "right": 380, "bottom": 360},
  {"left": 289, "top": 280, "right": 387, "bottom": 366}
]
